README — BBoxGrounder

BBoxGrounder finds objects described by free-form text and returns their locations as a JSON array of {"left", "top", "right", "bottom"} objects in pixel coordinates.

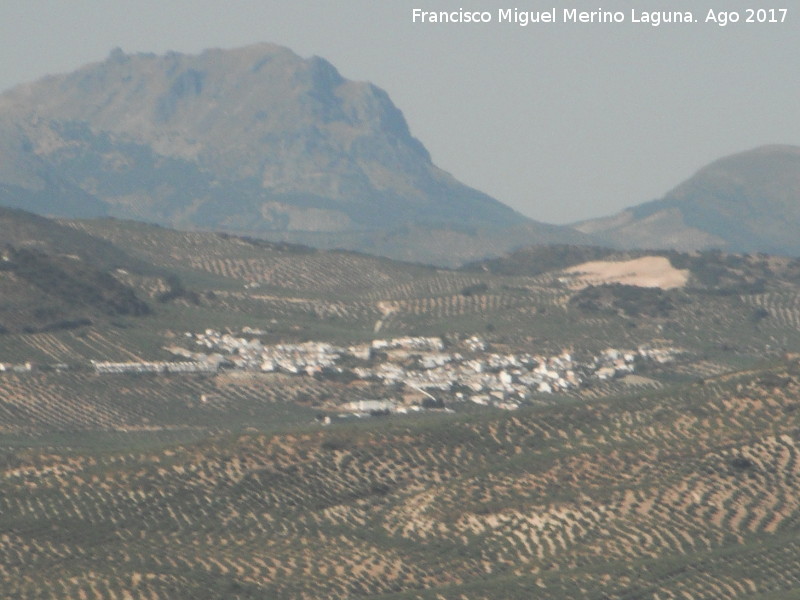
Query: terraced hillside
[
  {"left": 61, "top": 220, "right": 800, "bottom": 350},
  {"left": 4, "top": 218, "right": 800, "bottom": 598},
  {"left": 1, "top": 216, "right": 799, "bottom": 374},
  {"left": 3, "top": 362, "right": 800, "bottom": 599}
]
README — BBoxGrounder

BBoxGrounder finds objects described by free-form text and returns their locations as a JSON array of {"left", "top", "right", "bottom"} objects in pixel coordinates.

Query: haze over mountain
[
  {"left": 576, "top": 145, "right": 800, "bottom": 256},
  {"left": 0, "top": 43, "right": 587, "bottom": 265}
]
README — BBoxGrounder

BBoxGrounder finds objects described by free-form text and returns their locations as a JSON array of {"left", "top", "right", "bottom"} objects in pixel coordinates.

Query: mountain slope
[
  {"left": 0, "top": 44, "right": 586, "bottom": 264},
  {"left": 576, "top": 145, "right": 800, "bottom": 255},
  {"left": 0, "top": 119, "right": 109, "bottom": 218}
]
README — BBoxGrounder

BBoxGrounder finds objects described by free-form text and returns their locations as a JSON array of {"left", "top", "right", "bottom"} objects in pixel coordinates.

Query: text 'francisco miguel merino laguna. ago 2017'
[{"left": 411, "top": 8, "right": 788, "bottom": 27}]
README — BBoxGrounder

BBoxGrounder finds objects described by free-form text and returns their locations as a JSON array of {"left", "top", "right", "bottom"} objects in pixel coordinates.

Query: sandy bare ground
[{"left": 562, "top": 256, "right": 689, "bottom": 290}]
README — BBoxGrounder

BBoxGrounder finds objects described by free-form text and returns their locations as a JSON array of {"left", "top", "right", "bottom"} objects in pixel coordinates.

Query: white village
[{"left": 84, "top": 329, "right": 683, "bottom": 416}]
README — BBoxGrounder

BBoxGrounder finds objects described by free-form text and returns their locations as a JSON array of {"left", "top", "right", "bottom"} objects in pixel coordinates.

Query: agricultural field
[
  {"left": 0, "top": 217, "right": 795, "bottom": 366},
  {"left": 3, "top": 362, "right": 800, "bottom": 598},
  {"left": 5, "top": 214, "right": 800, "bottom": 598}
]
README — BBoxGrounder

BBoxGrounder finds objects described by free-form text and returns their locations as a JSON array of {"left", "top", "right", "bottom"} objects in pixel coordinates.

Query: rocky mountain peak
[{"left": 0, "top": 43, "right": 586, "bottom": 265}]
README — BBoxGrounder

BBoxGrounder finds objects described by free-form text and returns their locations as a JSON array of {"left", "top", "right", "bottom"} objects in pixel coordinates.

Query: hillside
[
  {"left": 0, "top": 44, "right": 586, "bottom": 265},
  {"left": 0, "top": 209, "right": 156, "bottom": 333},
  {"left": 0, "top": 207, "right": 151, "bottom": 272},
  {"left": 462, "top": 244, "right": 619, "bottom": 276},
  {"left": 3, "top": 216, "right": 800, "bottom": 598},
  {"left": 576, "top": 145, "right": 800, "bottom": 255},
  {"left": 0, "top": 246, "right": 151, "bottom": 333},
  {"left": 3, "top": 215, "right": 799, "bottom": 365}
]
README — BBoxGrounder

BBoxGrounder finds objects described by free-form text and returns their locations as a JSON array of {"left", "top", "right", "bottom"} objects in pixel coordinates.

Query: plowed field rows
[{"left": 3, "top": 365, "right": 800, "bottom": 598}]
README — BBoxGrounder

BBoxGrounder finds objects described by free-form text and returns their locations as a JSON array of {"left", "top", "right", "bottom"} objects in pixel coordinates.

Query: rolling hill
[
  {"left": 4, "top": 354, "right": 800, "bottom": 598},
  {"left": 576, "top": 145, "right": 800, "bottom": 255}
]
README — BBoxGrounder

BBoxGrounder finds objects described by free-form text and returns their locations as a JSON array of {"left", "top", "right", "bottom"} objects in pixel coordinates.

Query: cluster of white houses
[{"left": 147, "top": 330, "right": 682, "bottom": 411}]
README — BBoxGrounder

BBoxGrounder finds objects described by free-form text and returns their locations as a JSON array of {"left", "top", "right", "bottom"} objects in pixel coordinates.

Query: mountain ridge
[
  {"left": 3, "top": 46, "right": 798, "bottom": 263},
  {"left": 0, "top": 43, "right": 588, "bottom": 265}
]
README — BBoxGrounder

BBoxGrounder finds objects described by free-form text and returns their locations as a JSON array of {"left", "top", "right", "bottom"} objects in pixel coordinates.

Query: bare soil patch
[{"left": 563, "top": 256, "right": 688, "bottom": 290}]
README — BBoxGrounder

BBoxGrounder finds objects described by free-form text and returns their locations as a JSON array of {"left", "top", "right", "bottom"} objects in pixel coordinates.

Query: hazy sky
[{"left": 1, "top": 0, "right": 797, "bottom": 224}]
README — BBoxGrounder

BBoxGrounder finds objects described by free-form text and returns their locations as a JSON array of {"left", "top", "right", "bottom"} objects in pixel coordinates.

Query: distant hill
[
  {"left": 576, "top": 145, "right": 800, "bottom": 256},
  {"left": 0, "top": 44, "right": 586, "bottom": 265}
]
